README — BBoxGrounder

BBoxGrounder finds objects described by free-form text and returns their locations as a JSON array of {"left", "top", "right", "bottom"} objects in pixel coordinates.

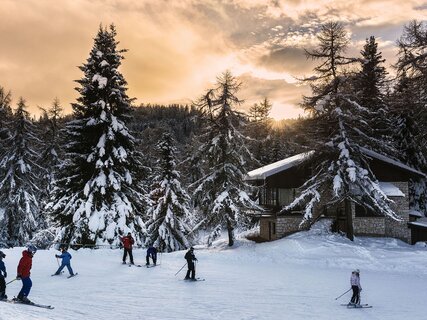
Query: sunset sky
[{"left": 0, "top": 0, "right": 426, "bottom": 119}]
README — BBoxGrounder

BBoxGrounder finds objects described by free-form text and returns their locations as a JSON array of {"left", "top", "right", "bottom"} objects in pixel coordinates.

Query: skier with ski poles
[
  {"left": 349, "top": 269, "right": 362, "bottom": 306},
  {"left": 120, "top": 232, "right": 135, "bottom": 265},
  {"left": 0, "top": 251, "right": 7, "bottom": 300},
  {"left": 15, "top": 245, "right": 37, "bottom": 304},
  {"left": 52, "top": 246, "right": 75, "bottom": 277},
  {"left": 146, "top": 246, "right": 157, "bottom": 266},
  {"left": 184, "top": 247, "right": 197, "bottom": 280}
]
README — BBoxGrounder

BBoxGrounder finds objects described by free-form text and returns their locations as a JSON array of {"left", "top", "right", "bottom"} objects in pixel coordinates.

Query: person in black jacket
[
  {"left": 0, "top": 251, "right": 7, "bottom": 300},
  {"left": 184, "top": 247, "right": 197, "bottom": 280}
]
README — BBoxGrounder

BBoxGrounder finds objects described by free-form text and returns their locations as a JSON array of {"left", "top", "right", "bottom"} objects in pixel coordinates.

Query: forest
[{"left": 0, "top": 20, "right": 426, "bottom": 250}]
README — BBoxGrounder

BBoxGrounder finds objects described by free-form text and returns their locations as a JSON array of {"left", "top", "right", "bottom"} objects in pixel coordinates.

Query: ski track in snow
[{"left": 1, "top": 230, "right": 427, "bottom": 320}]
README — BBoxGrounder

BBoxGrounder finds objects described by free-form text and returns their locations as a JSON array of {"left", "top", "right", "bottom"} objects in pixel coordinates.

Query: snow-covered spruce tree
[
  {"left": 247, "top": 97, "right": 273, "bottom": 165},
  {"left": 0, "top": 86, "right": 13, "bottom": 143},
  {"left": 286, "top": 22, "right": 399, "bottom": 240},
  {"left": 191, "top": 71, "right": 260, "bottom": 246},
  {"left": 145, "top": 132, "right": 192, "bottom": 252},
  {"left": 32, "top": 98, "right": 64, "bottom": 248},
  {"left": 0, "top": 98, "right": 41, "bottom": 246},
  {"left": 48, "top": 25, "right": 145, "bottom": 246},
  {"left": 354, "top": 36, "right": 392, "bottom": 143},
  {"left": 393, "top": 21, "right": 427, "bottom": 214}
]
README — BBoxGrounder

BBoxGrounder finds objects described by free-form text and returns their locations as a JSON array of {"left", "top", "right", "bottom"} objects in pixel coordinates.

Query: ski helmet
[
  {"left": 353, "top": 269, "right": 360, "bottom": 274},
  {"left": 0, "top": 251, "right": 5, "bottom": 258},
  {"left": 27, "top": 244, "right": 37, "bottom": 254}
]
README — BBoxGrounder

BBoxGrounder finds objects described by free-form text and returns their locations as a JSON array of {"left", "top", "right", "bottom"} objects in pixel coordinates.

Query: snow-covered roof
[
  {"left": 246, "top": 148, "right": 426, "bottom": 182},
  {"left": 409, "top": 210, "right": 424, "bottom": 218},
  {"left": 409, "top": 218, "right": 427, "bottom": 228},
  {"left": 378, "top": 182, "right": 405, "bottom": 197},
  {"left": 360, "top": 147, "right": 426, "bottom": 178},
  {"left": 245, "top": 151, "right": 314, "bottom": 181}
]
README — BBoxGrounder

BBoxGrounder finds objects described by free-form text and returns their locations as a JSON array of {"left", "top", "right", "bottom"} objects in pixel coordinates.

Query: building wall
[
  {"left": 260, "top": 182, "right": 412, "bottom": 243},
  {"left": 384, "top": 182, "right": 411, "bottom": 243},
  {"left": 276, "top": 216, "right": 304, "bottom": 237},
  {"left": 353, "top": 181, "right": 411, "bottom": 243}
]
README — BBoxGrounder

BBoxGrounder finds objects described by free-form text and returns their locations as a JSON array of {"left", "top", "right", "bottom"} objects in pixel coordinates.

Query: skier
[
  {"left": 53, "top": 247, "right": 74, "bottom": 277},
  {"left": 16, "top": 245, "right": 37, "bottom": 304},
  {"left": 349, "top": 269, "right": 362, "bottom": 306},
  {"left": 120, "top": 232, "right": 135, "bottom": 265},
  {"left": 0, "top": 251, "right": 7, "bottom": 300},
  {"left": 184, "top": 247, "right": 197, "bottom": 280},
  {"left": 146, "top": 246, "right": 157, "bottom": 266}
]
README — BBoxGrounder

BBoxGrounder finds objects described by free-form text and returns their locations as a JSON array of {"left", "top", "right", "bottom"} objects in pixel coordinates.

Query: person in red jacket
[
  {"left": 15, "top": 245, "right": 37, "bottom": 304},
  {"left": 120, "top": 232, "right": 135, "bottom": 265}
]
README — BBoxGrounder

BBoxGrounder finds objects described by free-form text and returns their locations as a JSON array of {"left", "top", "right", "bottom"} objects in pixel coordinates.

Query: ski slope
[{"left": 1, "top": 223, "right": 427, "bottom": 320}]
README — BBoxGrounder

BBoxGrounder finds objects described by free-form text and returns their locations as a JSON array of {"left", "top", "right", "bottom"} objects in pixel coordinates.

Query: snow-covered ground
[{"left": 1, "top": 223, "right": 427, "bottom": 320}]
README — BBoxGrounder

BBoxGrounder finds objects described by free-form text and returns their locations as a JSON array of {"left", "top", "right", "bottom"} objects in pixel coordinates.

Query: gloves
[
  {"left": 194, "top": 258, "right": 198, "bottom": 261},
  {"left": 55, "top": 255, "right": 59, "bottom": 258},
  {"left": 16, "top": 275, "right": 21, "bottom": 280}
]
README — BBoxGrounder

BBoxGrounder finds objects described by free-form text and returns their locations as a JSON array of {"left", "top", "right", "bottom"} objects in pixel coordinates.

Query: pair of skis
[
  {"left": 341, "top": 303, "right": 372, "bottom": 309},
  {"left": 51, "top": 272, "right": 78, "bottom": 279},
  {"left": 1, "top": 298, "right": 54, "bottom": 309}
]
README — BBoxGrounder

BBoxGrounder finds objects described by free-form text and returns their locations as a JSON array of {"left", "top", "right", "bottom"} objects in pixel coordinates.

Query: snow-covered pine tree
[
  {"left": 145, "top": 132, "right": 192, "bottom": 252},
  {"left": 0, "top": 86, "right": 12, "bottom": 143},
  {"left": 247, "top": 97, "right": 273, "bottom": 165},
  {"left": 0, "top": 98, "right": 41, "bottom": 246},
  {"left": 287, "top": 22, "right": 399, "bottom": 240},
  {"left": 191, "top": 71, "right": 260, "bottom": 246},
  {"left": 39, "top": 98, "right": 64, "bottom": 210},
  {"left": 391, "top": 21, "right": 427, "bottom": 214},
  {"left": 354, "top": 36, "right": 392, "bottom": 143},
  {"left": 48, "top": 25, "right": 145, "bottom": 246}
]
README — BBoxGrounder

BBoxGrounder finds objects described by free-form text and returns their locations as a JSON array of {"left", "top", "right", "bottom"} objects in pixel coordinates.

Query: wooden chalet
[{"left": 246, "top": 149, "right": 427, "bottom": 244}]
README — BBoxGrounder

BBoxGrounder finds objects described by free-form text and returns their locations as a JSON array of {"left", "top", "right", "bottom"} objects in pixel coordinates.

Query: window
[
  {"left": 278, "top": 188, "right": 297, "bottom": 206},
  {"left": 355, "top": 204, "right": 377, "bottom": 217}
]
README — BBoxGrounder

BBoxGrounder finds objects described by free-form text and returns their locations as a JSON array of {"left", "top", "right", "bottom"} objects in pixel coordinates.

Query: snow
[
  {"left": 378, "top": 182, "right": 405, "bottom": 197},
  {"left": 409, "top": 217, "right": 427, "bottom": 228},
  {"left": 409, "top": 210, "right": 423, "bottom": 217},
  {"left": 2, "top": 223, "right": 427, "bottom": 319},
  {"left": 91, "top": 74, "right": 108, "bottom": 89},
  {"left": 245, "top": 151, "right": 314, "bottom": 180}
]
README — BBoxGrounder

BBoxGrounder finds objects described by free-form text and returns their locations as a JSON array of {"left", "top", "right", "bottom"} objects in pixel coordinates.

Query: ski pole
[
  {"left": 6, "top": 278, "right": 17, "bottom": 285},
  {"left": 175, "top": 263, "right": 187, "bottom": 276},
  {"left": 335, "top": 288, "right": 352, "bottom": 300}
]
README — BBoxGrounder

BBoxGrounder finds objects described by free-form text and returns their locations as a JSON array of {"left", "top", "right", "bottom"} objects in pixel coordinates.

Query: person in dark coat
[
  {"left": 120, "top": 232, "right": 135, "bottom": 265},
  {"left": 184, "top": 247, "right": 197, "bottom": 280},
  {"left": 53, "top": 247, "right": 74, "bottom": 276},
  {"left": 0, "top": 251, "right": 7, "bottom": 300},
  {"left": 16, "top": 245, "right": 37, "bottom": 303},
  {"left": 146, "top": 246, "right": 157, "bottom": 266}
]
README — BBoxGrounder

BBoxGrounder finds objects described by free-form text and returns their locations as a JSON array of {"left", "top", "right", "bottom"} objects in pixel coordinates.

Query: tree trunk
[
  {"left": 345, "top": 199, "right": 354, "bottom": 241},
  {"left": 227, "top": 220, "right": 234, "bottom": 247}
]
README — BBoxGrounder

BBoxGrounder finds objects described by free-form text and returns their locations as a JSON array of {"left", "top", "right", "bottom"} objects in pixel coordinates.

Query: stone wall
[
  {"left": 276, "top": 216, "right": 303, "bottom": 237},
  {"left": 384, "top": 182, "right": 411, "bottom": 243},
  {"left": 353, "top": 182, "right": 411, "bottom": 243}
]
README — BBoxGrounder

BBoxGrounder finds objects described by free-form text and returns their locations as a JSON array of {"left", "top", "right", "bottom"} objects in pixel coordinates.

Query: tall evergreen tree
[
  {"left": 392, "top": 21, "right": 427, "bottom": 214},
  {"left": 352, "top": 36, "right": 395, "bottom": 154},
  {"left": 145, "top": 133, "right": 192, "bottom": 252},
  {"left": 48, "top": 25, "right": 145, "bottom": 246},
  {"left": 0, "top": 86, "right": 12, "bottom": 143},
  {"left": 0, "top": 98, "right": 40, "bottom": 246},
  {"left": 288, "top": 22, "right": 399, "bottom": 240},
  {"left": 191, "top": 71, "right": 260, "bottom": 246}
]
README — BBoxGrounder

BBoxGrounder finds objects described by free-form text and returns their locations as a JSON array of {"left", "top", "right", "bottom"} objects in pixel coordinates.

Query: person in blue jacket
[
  {"left": 53, "top": 247, "right": 74, "bottom": 276},
  {"left": 146, "top": 246, "right": 157, "bottom": 266},
  {"left": 0, "top": 251, "right": 7, "bottom": 300}
]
